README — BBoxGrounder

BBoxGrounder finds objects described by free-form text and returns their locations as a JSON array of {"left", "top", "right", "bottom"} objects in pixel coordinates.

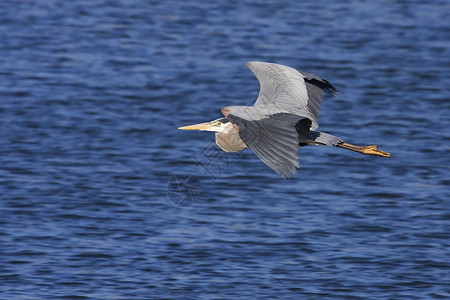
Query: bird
[{"left": 178, "top": 61, "right": 390, "bottom": 178}]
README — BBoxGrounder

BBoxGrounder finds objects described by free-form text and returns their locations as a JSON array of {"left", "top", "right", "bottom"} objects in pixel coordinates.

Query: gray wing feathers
[
  {"left": 246, "top": 61, "right": 337, "bottom": 123},
  {"left": 246, "top": 61, "right": 309, "bottom": 112},
  {"left": 228, "top": 113, "right": 301, "bottom": 178},
  {"left": 220, "top": 62, "right": 339, "bottom": 178},
  {"left": 298, "top": 70, "right": 338, "bottom": 120}
]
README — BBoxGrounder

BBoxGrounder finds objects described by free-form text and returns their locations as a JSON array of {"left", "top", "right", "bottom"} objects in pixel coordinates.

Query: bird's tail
[{"left": 302, "top": 130, "right": 343, "bottom": 146}]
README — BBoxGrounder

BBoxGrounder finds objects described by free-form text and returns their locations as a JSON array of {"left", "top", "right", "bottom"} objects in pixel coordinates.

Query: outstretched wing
[
  {"left": 246, "top": 61, "right": 337, "bottom": 124},
  {"left": 227, "top": 112, "right": 303, "bottom": 179}
]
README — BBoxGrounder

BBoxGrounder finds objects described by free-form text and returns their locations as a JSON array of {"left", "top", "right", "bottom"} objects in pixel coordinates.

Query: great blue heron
[{"left": 179, "top": 61, "right": 390, "bottom": 178}]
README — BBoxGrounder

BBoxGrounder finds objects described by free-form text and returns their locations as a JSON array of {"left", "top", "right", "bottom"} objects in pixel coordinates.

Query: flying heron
[{"left": 179, "top": 61, "right": 390, "bottom": 178}]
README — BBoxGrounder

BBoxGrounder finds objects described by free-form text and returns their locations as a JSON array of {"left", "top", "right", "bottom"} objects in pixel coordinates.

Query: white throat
[{"left": 216, "top": 121, "right": 234, "bottom": 133}]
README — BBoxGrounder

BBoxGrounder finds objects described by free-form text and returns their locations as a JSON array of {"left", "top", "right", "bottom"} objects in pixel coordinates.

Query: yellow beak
[{"left": 178, "top": 122, "right": 215, "bottom": 130}]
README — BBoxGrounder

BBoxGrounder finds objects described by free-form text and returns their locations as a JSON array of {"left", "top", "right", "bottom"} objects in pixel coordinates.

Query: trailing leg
[{"left": 336, "top": 142, "right": 391, "bottom": 157}]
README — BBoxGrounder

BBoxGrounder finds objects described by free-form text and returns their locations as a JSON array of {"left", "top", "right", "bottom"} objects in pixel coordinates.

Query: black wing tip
[
  {"left": 304, "top": 76, "right": 338, "bottom": 96},
  {"left": 320, "top": 78, "right": 338, "bottom": 96},
  {"left": 297, "top": 69, "right": 338, "bottom": 96}
]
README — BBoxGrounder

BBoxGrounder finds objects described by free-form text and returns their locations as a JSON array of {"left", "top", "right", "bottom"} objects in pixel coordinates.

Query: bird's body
[{"left": 179, "top": 61, "right": 390, "bottom": 178}]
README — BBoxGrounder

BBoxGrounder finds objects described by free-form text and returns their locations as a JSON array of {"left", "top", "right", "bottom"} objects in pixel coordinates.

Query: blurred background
[{"left": 1, "top": 0, "right": 449, "bottom": 299}]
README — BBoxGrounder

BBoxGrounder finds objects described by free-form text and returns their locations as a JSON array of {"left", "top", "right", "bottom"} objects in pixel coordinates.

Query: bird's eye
[{"left": 217, "top": 122, "right": 222, "bottom": 126}]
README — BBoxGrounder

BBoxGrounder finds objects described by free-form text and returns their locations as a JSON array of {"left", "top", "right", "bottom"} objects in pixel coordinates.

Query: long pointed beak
[{"left": 178, "top": 122, "right": 215, "bottom": 130}]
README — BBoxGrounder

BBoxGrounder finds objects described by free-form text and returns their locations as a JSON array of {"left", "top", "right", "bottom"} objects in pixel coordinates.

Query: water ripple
[{"left": 1, "top": 0, "right": 449, "bottom": 299}]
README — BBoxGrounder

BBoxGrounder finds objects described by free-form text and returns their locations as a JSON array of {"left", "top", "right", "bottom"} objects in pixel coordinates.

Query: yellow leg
[
  {"left": 360, "top": 145, "right": 391, "bottom": 157},
  {"left": 336, "top": 143, "right": 391, "bottom": 157}
]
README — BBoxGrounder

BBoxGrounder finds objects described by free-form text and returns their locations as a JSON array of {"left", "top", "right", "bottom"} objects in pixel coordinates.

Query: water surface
[{"left": 1, "top": 0, "right": 449, "bottom": 299}]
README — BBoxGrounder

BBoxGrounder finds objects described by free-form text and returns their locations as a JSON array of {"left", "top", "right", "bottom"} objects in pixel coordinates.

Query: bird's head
[{"left": 178, "top": 118, "right": 231, "bottom": 133}]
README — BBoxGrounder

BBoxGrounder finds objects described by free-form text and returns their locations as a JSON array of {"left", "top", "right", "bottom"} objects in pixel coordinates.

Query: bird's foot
[{"left": 361, "top": 145, "right": 391, "bottom": 157}]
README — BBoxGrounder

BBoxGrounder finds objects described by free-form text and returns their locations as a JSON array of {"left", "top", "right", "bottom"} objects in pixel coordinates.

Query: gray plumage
[
  {"left": 222, "top": 61, "right": 341, "bottom": 178},
  {"left": 179, "top": 61, "right": 390, "bottom": 178}
]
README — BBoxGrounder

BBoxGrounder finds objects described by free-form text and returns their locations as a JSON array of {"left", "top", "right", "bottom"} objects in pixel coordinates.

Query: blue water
[{"left": 1, "top": 1, "right": 449, "bottom": 299}]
